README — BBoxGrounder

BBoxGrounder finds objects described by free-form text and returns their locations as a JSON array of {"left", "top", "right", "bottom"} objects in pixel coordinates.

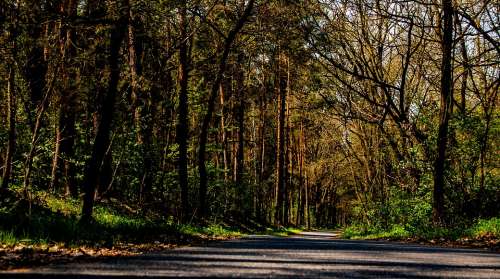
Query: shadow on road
[{"left": 1, "top": 233, "right": 499, "bottom": 278}]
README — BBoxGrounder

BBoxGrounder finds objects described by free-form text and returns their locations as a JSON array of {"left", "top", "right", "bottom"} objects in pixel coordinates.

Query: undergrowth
[
  {"left": 0, "top": 189, "right": 244, "bottom": 247},
  {"left": 343, "top": 217, "right": 500, "bottom": 241}
]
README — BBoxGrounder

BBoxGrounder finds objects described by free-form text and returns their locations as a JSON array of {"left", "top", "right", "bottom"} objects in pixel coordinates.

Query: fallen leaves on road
[
  {"left": 0, "top": 242, "right": 188, "bottom": 270},
  {"left": 380, "top": 235, "right": 500, "bottom": 251},
  {"left": 0, "top": 233, "right": 241, "bottom": 271}
]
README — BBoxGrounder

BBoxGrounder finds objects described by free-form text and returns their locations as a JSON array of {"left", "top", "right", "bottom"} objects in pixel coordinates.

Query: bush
[{"left": 468, "top": 218, "right": 500, "bottom": 238}]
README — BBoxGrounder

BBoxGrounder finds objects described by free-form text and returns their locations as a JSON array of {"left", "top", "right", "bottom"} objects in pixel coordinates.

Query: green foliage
[
  {"left": 349, "top": 186, "right": 433, "bottom": 235},
  {"left": 467, "top": 218, "right": 500, "bottom": 238},
  {"left": 179, "top": 224, "right": 242, "bottom": 238},
  {"left": 0, "top": 230, "right": 17, "bottom": 246},
  {"left": 0, "top": 190, "right": 245, "bottom": 246},
  {"left": 265, "top": 227, "right": 302, "bottom": 237},
  {"left": 344, "top": 217, "right": 500, "bottom": 241}
]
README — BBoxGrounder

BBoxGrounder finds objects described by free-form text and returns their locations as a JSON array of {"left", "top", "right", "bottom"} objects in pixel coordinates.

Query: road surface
[{"left": 1, "top": 231, "right": 499, "bottom": 278}]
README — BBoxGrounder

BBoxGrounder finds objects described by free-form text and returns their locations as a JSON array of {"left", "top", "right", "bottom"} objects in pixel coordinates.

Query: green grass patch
[
  {"left": 467, "top": 217, "right": 500, "bottom": 238},
  {"left": 0, "top": 230, "right": 17, "bottom": 246},
  {"left": 343, "top": 217, "right": 500, "bottom": 241},
  {"left": 179, "top": 224, "right": 243, "bottom": 238},
  {"left": 264, "top": 227, "right": 302, "bottom": 237},
  {"left": 0, "top": 189, "right": 245, "bottom": 247}
]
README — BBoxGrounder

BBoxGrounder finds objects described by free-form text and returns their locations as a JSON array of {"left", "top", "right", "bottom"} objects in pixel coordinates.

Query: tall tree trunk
[
  {"left": 81, "top": 14, "right": 127, "bottom": 223},
  {"left": 235, "top": 59, "right": 245, "bottom": 204},
  {"left": 305, "top": 170, "right": 310, "bottom": 230},
  {"left": 275, "top": 51, "right": 287, "bottom": 226},
  {"left": 220, "top": 83, "right": 229, "bottom": 183},
  {"left": 128, "top": 2, "right": 153, "bottom": 203},
  {"left": 84, "top": 0, "right": 111, "bottom": 198},
  {"left": 298, "top": 120, "right": 305, "bottom": 226},
  {"left": 455, "top": 13, "right": 468, "bottom": 115},
  {"left": 23, "top": 1, "right": 47, "bottom": 131},
  {"left": 257, "top": 87, "right": 267, "bottom": 222},
  {"left": 433, "top": 0, "right": 454, "bottom": 224},
  {"left": 176, "top": 3, "right": 190, "bottom": 222},
  {"left": 50, "top": 0, "right": 78, "bottom": 197},
  {"left": 197, "top": 0, "right": 254, "bottom": 219},
  {"left": 283, "top": 57, "right": 291, "bottom": 225},
  {"left": 2, "top": 54, "right": 16, "bottom": 189}
]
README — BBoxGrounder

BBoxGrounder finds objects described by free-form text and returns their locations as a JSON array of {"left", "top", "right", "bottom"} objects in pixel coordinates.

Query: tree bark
[
  {"left": 235, "top": 58, "right": 245, "bottom": 201},
  {"left": 220, "top": 83, "right": 229, "bottom": 183},
  {"left": 23, "top": 1, "right": 47, "bottom": 131},
  {"left": 50, "top": 0, "right": 78, "bottom": 197},
  {"left": 128, "top": 1, "right": 153, "bottom": 203},
  {"left": 433, "top": 0, "right": 454, "bottom": 224},
  {"left": 176, "top": 3, "right": 190, "bottom": 222},
  {"left": 81, "top": 13, "right": 127, "bottom": 223},
  {"left": 2, "top": 55, "right": 16, "bottom": 189},
  {"left": 275, "top": 51, "right": 287, "bottom": 226}
]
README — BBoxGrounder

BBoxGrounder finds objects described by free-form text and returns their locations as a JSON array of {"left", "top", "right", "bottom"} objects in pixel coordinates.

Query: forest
[{"left": 0, "top": 0, "right": 498, "bottom": 257}]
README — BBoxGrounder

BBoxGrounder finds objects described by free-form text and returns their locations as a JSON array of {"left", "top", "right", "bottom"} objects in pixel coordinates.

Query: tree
[
  {"left": 50, "top": 0, "right": 79, "bottom": 197},
  {"left": 433, "top": 0, "right": 453, "bottom": 224},
  {"left": 176, "top": 1, "right": 191, "bottom": 221},
  {"left": 81, "top": 3, "right": 128, "bottom": 223},
  {"left": 1, "top": 19, "right": 16, "bottom": 189},
  {"left": 197, "top": 0, "right": 255, "bottom": 219}
]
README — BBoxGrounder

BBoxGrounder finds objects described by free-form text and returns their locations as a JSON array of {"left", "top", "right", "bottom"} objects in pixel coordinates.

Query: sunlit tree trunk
[
  {"left": 275, "top": 51, "right": 287, "bottom": 226},
  {"left": 2, "top": 48, "right": 16, "bottom": 189}
]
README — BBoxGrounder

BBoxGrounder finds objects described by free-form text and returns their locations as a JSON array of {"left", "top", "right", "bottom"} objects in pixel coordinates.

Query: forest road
[{"left": 1, "top": 231, "right": 499, "bottom": 278}]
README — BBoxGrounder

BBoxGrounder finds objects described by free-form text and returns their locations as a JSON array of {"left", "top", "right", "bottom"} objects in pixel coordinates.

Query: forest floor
[
  {"left": 344, "top": 233, "right": 500, "bottom": 252},
  {"left": 341, "top": 219, "right": 500, "bottom": 252},
  {"left": 0, "top": 188, "right": 299, "bottom": 270},
  {"left": 1, "top": 231, "right": 499, "bottom": 278}
]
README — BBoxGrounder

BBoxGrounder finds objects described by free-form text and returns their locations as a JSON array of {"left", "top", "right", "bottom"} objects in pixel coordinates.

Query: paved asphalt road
[{"left": 1, "top": 231, "right": 499, "bottom": 278}]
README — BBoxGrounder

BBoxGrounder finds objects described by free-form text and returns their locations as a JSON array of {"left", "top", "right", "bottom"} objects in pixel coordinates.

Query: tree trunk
[
  {"left": 283, "top": 57, "right": 291, "bottom": 225},
  {"left": 197, "top": 0, "right": 254, "bottom": 219},
  {"left": 275, "top": 51, "right": 287, "bottom": 226},
  {"left": 220, "top": 83, "right": 229, "bottom": 183},
  {"left": 128, "top": 2, "right": 153, "bottom": 203},
  {"left": 23, "top": 1, "right": 47, "bottom": 131},
  {"left": 298, "top": 120, "right": 305, "bottom": 226},
  {"left": 257, "top": 87, "right": 267, "bottom": 222},
  {"left": 2, "top": 58, "right": 16, "bottom": 189},
  {"left": 176, "top": 3, "right": 190, "bottom": 222},
  {"left": 81, "top": 14, "right": 127, "bottom": 223},
  {"left": 235, "top": 59, "right": 245, "bottom": 204},
  {"left": 50, "top": 0, "right": 78, "bottom": 197},
  {"left": 433, "top": 0, "right": 454, "bottom": 224}
]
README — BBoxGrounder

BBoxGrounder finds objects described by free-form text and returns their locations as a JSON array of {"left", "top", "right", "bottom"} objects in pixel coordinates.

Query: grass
[
  {"left": 0, "top": 230, "right": 17, "bottom": 246},
  {"left": 179, "top": 224, "right": 243, "bottom": 238},
  {"left": 467, "top": 217, "right": 500, "bottom": 238},
  {"left": 0, "top": 189, "right": 245, "bottom": 248},
  {"left": 342, "top": 217, "right": 500, "bottom": 242},
  {"left": 0, "top": 188, "right": 305, "bottom": 248},
  {"left": 264, "top": 227, "right": 302, "bottom": 237}
]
